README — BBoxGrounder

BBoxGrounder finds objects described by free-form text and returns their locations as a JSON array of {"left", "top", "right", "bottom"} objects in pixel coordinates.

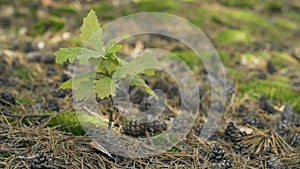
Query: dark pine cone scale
[
  {"left": 224, "top": 122, "right": 247, "bottom": 143},
  {"left": 0, "top": 92, "right": 16, "bottom": 107},
  {"left": 122, "top": 116, "right": 167, "bottom": 137}
]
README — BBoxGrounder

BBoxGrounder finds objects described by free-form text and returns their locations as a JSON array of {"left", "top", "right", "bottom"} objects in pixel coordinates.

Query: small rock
[
  {"left": 0, "top": 57, "right": 8, "bottom": 75},
  {"left": 61, "top": 72, "right": 71, "bottom": 82},
  {"left": 46, "top": 68, "right": 57, "bottom": 77},
  {"left": 41, "top": 54, "right": 55, "bottom": 64},
  {"left": 37, "top": 41, "right": 45, "bottom": 49},
  {"left": 266, "top": 60, "right": 277, "bottom": 74},
  {"left": 25, "top": 51, "right": 42, "bottom": 62}
]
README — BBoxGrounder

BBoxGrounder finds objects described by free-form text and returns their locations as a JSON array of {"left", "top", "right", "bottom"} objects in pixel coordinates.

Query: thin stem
[{"left": 108, "top": 95, "right": 114, "bottom": 131}]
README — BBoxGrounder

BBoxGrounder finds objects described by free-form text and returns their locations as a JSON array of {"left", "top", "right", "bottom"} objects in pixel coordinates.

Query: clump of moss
[
  {"left": 33, "top": 16, "right": 64, "bottom": 35},
  {"left": 239, "top": 79, "right": 300, "bottom": 112},
  {"left": 172, "top": 51, "right": 201, "bottom": 68},
  {"left": 0, "top": 150, "right": 11, "bottom": 158},
  {"left": 13, "top": 68, "right": 32, "bottom": 80},
  {"left": 47, "top": 112, "right": 85, "bottom": 135},
  {"left": 216, "top": 29, "right": 253, "bottom": 44},
  {"left": 47, "top": 112, "right": 107, "bottom": 136},
  {"left": 50, "top": 5, "right": 77, "bottom": 17},
  {"left": 217, "top": 0, "right": 259, "bottom": 8},
  {"left": 136, "top": 0, "right": 178, "bottom": 12}
]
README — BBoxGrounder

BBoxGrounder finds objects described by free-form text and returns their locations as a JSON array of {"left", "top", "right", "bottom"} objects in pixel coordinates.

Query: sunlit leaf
[
  {"left": 130, "top": 76, "right": 157, "bottom": 97},
  {"left": 80, "top": 9, "right": 103, "bottom": 51},
  {"left": 114, "top": 52, "right": 159, "bottom": 78},
  {"left": 95, "top": 77, "right": 118, "bottom": 99},
  {"left": 54, "top": 47, "right": 81, "bottom": 64}
]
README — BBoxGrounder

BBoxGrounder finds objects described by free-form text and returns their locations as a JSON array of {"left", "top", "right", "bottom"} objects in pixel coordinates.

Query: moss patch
[
  {"left": 13, "top": 68, "right": 32, "bottom": 80},
  {"left": 217, "top": 0, "right": 259, "bottom": 8},
  {"left": 50, "top": 5, "right": 77, "bottom": 17},
  {"left": 47, "top": 112, "right": 107, "bottom": 136},
  {"left": 135, "top": 0, "right": 179, "bottom": 12},
  {"left": 239, "top": 79, "right": 300, "bottom": 112},
  {"left": 33, "top": 16, "right": 64, "bottom": 35},
  {"left": 172, "top": 50, "right": 201, "bottom": 68},
  {"left": 216, "top": 29, "right": 253, "bottom": 44}
]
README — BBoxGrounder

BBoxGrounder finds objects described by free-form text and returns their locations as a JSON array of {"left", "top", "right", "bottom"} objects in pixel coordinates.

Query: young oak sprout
[
  {"left": 54, "top": 10, "right": 159, "bottom": 129},
  {"left": 54, "top": 9, "right": 158, "bottom": 100}
]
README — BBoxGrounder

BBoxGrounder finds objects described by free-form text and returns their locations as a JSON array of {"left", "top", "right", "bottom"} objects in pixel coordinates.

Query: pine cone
[
  {"left": 47, "top": 100, "right": 59, "bottom": 112},
  {"left": 261, "top": 147, "right": 274, "bottom": 157},
  {"left": 140, "top": 96, "right": 157, "bottom": 112},
  {"left": 283, "top": 103, "right": 300, "bottom": 126},
  {"left": 210, "top": 145, "right": 226, "bottom": 162},
  {"left": 266, "top": 157, "right": 283, "bottom": 169},
  {"left": 122, "top": 116, "right": 167, "bottom": 137},
  {"left": 233, "top": 142, "right": 247, "bottom": 154},
  {"left": 288, "top": 133, "right": 300, "bottom": 148},
  {"left": 220, "top": 159, "right": 232, "bottom": 169},
  {"left": 275, "top": 120, "right": 290, "bottom": 137},
  {"left": 242, "top": 112, "right": 262, "bottom": 128},
  {"left": 259, "top": 96, "right": 277, "bottom": 114},
  {"left": 224, "top": 122, "right": 245, "bottom": 142},
  {"left": 51, "top": 89, "right": 71, "bottom": 98},
  {"left": 30, "top": 151, "right": 53, "bottom": 169},
  {"left": 0, "top": 92, "right": 16, "bottom": 107}
]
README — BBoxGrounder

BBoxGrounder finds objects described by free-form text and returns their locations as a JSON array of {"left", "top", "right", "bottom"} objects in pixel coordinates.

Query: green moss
[
  {"left": 94, "top": 3, "right": 116, "bottom": 20},
  {"left": 267, "top": 1, "right": 283, "bottom": 13},
  {"left": 271, "top": 52, "right": 299, "bottom": 67},
  {"left": 218, "top": 50, "right": 233, "bottom": 63},
  {"left": 47, "top": 112, "right": 85, "bottom": 135},
  {"left": 16, "top": 97, "right": 32, "bottom": 105},
  {"left": 191, "top": 8, "right": 223, "bottom": 26},
  {"left": 136, "top": 0, "right": 179, "bottom": 12},
  {"left": 0, "top": 150, "right": 11, "bottom": 158},
  {"left": 172, "top": 51, "right": 201, "bottom": 68},
  {"left": 94, "top": 3, "right": 114, "bottom": 12},
  {"left": 13, "top": 68, "right": 32, "bottom": 80},
  {"left": 224, "top": 10, "right": 268, "bottom": 27},
  {"left": 216, "top": 29, "right": 253, "bottom": 44},
  {"left": 228, "top": 68, "right": 247, "bottom": 82},
  {"left": 288, "top": 11, "right": 300, "bottom": 23},
  {"left": 240, "top": 80, "right": 300, "bottom": 112},
  {"left": 33, "top": 17, "right": 64, "bottom": 35},
  {"left": 47, "top": 112, "right": 107, "bottom": 136},
  {"left": 273, "top": 18, "right": 297, "bottom": 30},
  {"left": 51, "top": 5, "right": 77, "bottom": 16},
  {"left": 217, "top": 0, "right": 259, "bottom": 8}
]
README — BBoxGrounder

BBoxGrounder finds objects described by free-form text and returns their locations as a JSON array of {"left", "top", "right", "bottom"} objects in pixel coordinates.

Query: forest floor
[{"left": 0, "top": 0, "right": 300, "bottom": 168}]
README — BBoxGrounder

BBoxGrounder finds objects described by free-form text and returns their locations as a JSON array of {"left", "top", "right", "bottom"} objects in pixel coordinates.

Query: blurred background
[{"left": 1, "top": 0, "right": 300, "bottom": 110}]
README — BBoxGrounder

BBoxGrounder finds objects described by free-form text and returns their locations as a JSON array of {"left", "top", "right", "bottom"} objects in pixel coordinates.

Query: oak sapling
[{"left": 54, "top": 10, "right": 158, "bottom": 129}]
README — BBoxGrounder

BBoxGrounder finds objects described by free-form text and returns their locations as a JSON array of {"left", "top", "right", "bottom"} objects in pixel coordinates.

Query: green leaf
[
  {"left": 60, "top": 72, "right": 95, "bottom": 89},
  {"left": 54, "top": 47, "right": 81, "bottom": 64},
  {"left": 95, "top": 77, "right": 118, "bottom": 99},
  {"left": 80, "top": 9, "right": 103, "bottom": 51},
  {"left": 105, "top": 34, "right": 129, "bottom": 53},
  {"left": 54, "top": 47, "right": 105, "bottom": 65},
  {"left": 142, "top": 68, "right": 157, "bottom": 76},
  {"left": 99, "top": 58, "right": 119, "bottom": 74},
  {"left": 114, "top": 52, "right": 159, "bottom": 79},
  {"left": 78, "top": 48, "right": 105, "bottom": 64},
  {"left": 73, "top": 79, "right": 94, "bottom": 100},
  {"left": 107, "top": 44, "right": 123, "bottom": 54},
  {"left": 80, "top": 9, "right": 101, "bottom": 42},
  {"left": 130, "top": 76, "right": 157, "bottom": 97}
]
